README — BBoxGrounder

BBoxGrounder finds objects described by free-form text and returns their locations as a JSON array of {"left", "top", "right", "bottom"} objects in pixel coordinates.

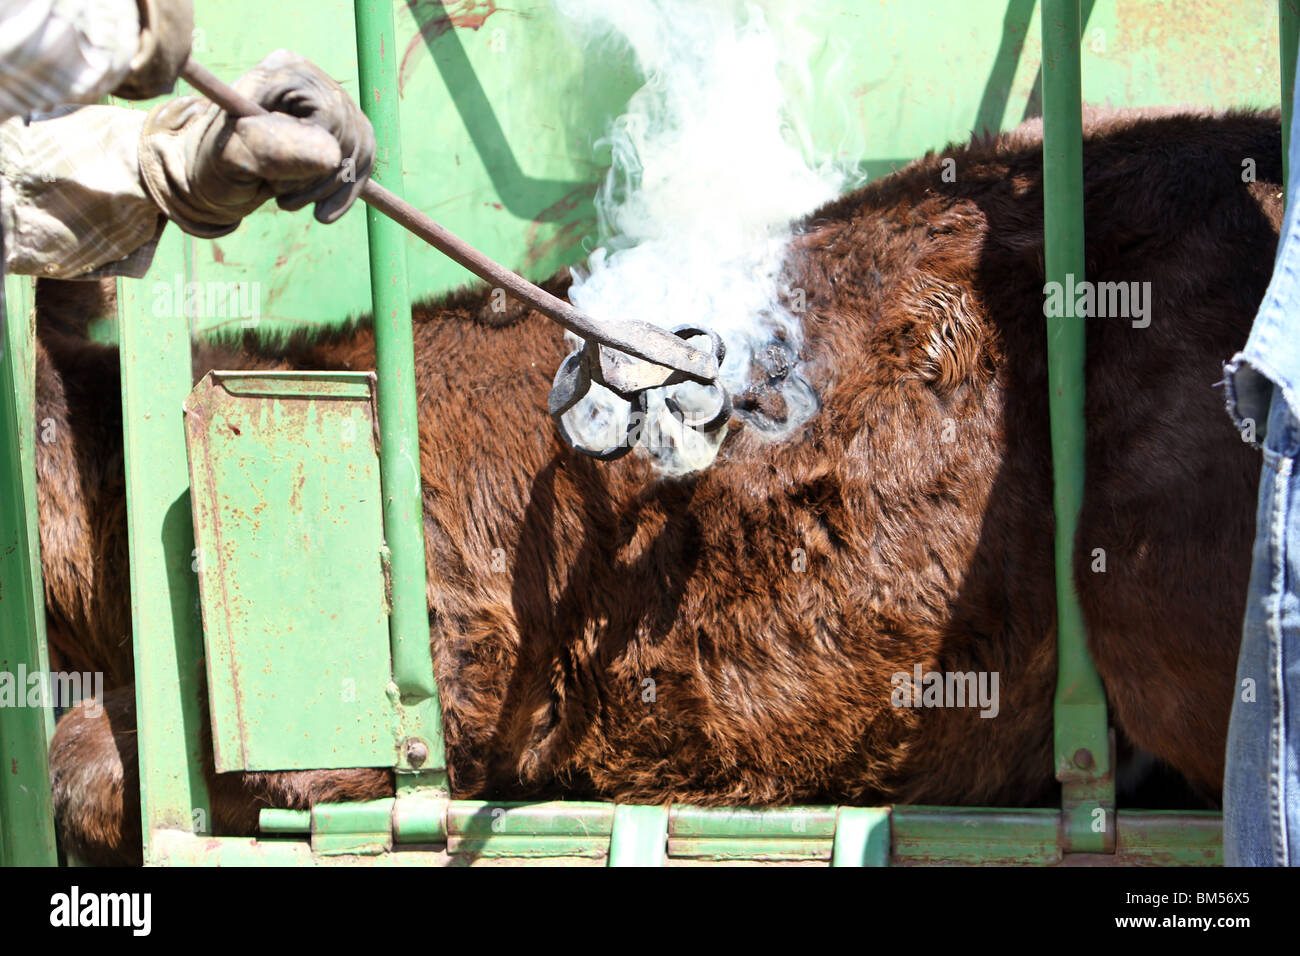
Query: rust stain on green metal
[{"left": 185, "top": 371, "right": 400, "bottom": 772}]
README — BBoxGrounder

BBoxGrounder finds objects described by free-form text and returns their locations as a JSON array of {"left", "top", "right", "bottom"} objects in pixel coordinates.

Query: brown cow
[{"left": 37, "top": 108, "right": 1277, "bottom": 864}]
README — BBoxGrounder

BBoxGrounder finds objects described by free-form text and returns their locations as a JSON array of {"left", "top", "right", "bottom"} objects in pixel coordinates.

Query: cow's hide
[{"left": 36, "top": 108, "right": 1277, "bottom": 864}]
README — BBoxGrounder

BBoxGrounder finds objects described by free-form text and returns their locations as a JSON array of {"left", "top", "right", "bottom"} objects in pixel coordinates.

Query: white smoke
[{"left": 554, "top": 0, "right": 846, "bottom": 475}]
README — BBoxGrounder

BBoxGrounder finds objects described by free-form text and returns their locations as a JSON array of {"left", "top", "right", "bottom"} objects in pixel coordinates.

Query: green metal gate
[{"left": 0, "top": 0, "right": 1287, "bottom": 865}]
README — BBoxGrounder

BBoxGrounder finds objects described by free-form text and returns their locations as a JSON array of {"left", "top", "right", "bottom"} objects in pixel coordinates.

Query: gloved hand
[
  {"left": 113, "top": 0, "right": 194, "bottom": 100},
  {"left": 138, "top": 50, "right": 375, "bottom": 238}
]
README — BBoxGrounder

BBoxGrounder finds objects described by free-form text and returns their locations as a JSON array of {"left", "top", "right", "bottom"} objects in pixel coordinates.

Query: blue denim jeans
[{"left": 1223, "top": 383, "right": 1300, "bottom": 865}]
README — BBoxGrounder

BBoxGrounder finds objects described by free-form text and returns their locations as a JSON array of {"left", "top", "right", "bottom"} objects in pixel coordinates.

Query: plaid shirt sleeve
[
  {"left": 1, "top": 107, "right": 166, "bottom": 279},
  {"left": 0, "top": 0, "right": 141, "bottom": 119},
  {"left": 0, "top": 1, "right": 163, "bottom": 279}
]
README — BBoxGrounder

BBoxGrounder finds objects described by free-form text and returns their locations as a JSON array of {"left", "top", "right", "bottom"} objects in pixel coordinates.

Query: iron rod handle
[{"left": 177, "top": 59, "right": 718, "bottom": 383}]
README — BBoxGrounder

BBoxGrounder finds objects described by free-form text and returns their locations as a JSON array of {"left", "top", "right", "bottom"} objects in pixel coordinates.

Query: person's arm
[
  {"left": 0, "top": 0, "right": 194, "bottom": 277},
  {"left": 1, "top": 107, "right": 164, "bottom": 278},
  {"left": 0, "top": 0, "right": 138, "bottom": 119},
  {"left": 1, "top": 48, "right": 373, "bottom": 279},
  {"left": 138, "top": 50, "right": 374, "bottom": 236},
  {"left": 0, "top": 0, "right": 193, "bottom": 120}
]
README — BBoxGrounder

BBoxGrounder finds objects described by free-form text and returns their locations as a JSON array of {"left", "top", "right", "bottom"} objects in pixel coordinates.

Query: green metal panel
[
  {"left": 1114, "top": 811, "right": 1223, "bottom": 866},
  {"left": 254, "top": 799, "right": 873, "bottom": 863},
  {"left": 117, "top": 246, "right": 215, "bottom": 860},
  {"left": 107, "top": 1, "right": 645, "bottom": 346},
  {"left": 185, "top": 371, "right": 399, "bottom": 771},
  {"left": 0, "top": 276, "right": 57, "bottom": 866},
  {"left": 173, "top": 2, "right": 374, "bottom": 336},
  {"left": 891, "top": 807, "right": 1223, "bottom": 866},
  {"left": 790, "top": 1, "right": 1278, "bottom": 177},
  {"left": 669, "top": 805, "right": 839, "bottom": 839},
  {"left": 1, "top": 276, "right": 51, "bottom": 739},
  {"left": 892, "top": 807, "right": 1063, "bottom": 866},
  {"left": 147, "top": 829, "right": 452, "bottom": 866},
  {"left": 80, "top": 0, "right": 1273, "bottom": 348},
  {"left": 667, "top": 806, "right": 838, "bottom": 861},
  {"left": 241, "top": 801, "right": 1225, "bottom": 865},
  {"left": 446, "top": 801, "right": 615, "bottom": 857},
  {"left": 667, "top": 839, "right": 831, "bottom": 861}
]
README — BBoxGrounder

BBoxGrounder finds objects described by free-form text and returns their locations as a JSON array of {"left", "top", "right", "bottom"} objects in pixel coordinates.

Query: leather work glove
[
  {"left": 138, "top": 50, "right": 375, "bottom": 238},
  {"left": 113, "top": 0, "right": 195, "bottom": 100}
]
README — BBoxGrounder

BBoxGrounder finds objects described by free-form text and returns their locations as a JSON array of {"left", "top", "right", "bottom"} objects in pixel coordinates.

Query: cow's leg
[
  {"left": 50, "top": 686, "right": 143, "bottom": 865},
  {"left": 49, "top": 685, "right": 394, "bottom": 865}
]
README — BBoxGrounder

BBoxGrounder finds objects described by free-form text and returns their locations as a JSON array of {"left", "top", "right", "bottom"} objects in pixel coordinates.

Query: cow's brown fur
[{"left": 39, "top": 109, "right": 1278, "bottom": 864}]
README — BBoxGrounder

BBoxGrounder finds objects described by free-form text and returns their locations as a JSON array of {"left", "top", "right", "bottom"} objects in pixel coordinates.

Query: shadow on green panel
[
  {"left": 1020, "top": 0, "right": 1097, "bottom": 121},
  {"left": 405, "top": 0, "right": 597, "bottom": 223},
  {"left": 974, "top": 0, "right": 1039, "bottom": 137}
]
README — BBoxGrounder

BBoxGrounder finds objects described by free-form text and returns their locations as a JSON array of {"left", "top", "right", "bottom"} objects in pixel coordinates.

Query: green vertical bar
[
  {"left": 608, "top": 804, "right": 669, "bottom": 866},
  {"left": 4, "top": 277, "right": 53, "bottom": 747},
  {"left": 831, "top": 808, "right": 890, "bottom": 867},
  {"left": 1282, "top": 0, "right": 1299, "bottom": 192},
  {"left": 354, "top": 0, "right": 445, "bottom": 775},
  {"left": 1041, "top": 0, "right": 1113, "bottom": 855},
  {"left": 0, "top": 276, "right": 58, "bottom": 866},
  {"left": 117, "top": 254, "right": 213, "bottom": 861}
]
